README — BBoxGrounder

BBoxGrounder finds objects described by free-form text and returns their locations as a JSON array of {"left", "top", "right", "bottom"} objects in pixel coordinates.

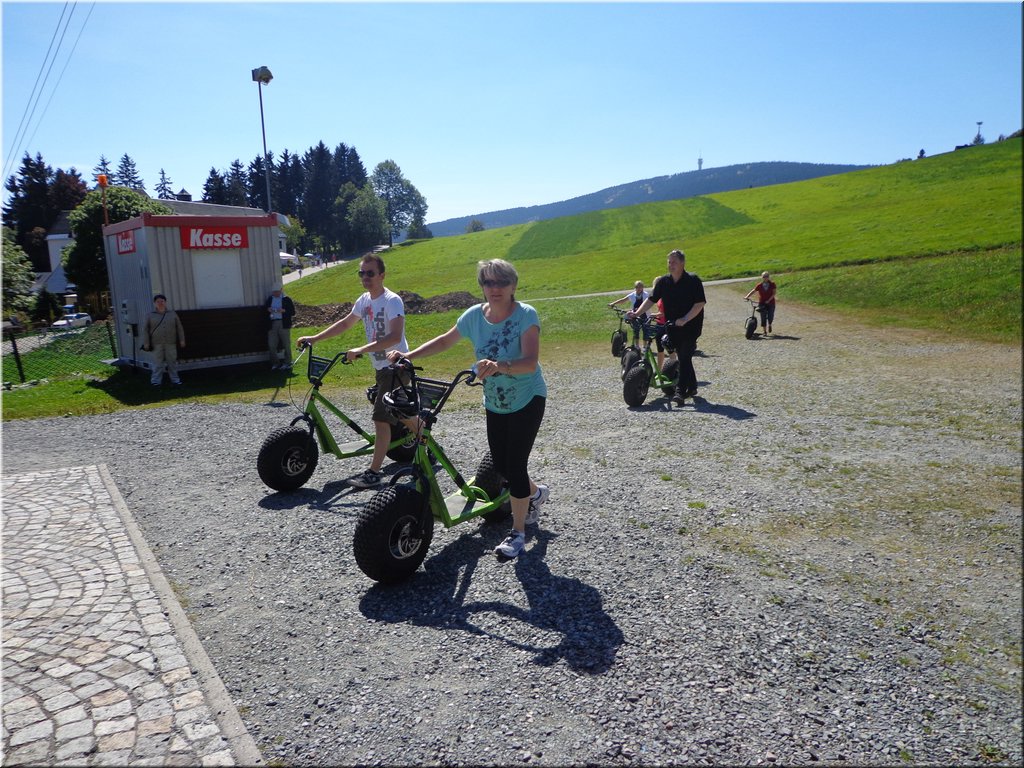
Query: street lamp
[{"left": 252, "top": 66, "right": 274, "bottom": 213}]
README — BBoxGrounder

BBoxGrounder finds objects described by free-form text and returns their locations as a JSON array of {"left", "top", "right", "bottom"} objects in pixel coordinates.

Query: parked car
[{"left": 51, "top": 312, "right": 92, "bottom": 329}]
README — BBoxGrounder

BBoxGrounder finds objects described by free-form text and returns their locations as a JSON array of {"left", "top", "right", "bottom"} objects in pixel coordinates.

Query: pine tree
[
  {"left": 93, "top": 155, "right": 116, "bottom": 186},
  {"left": 116, "top": 154, "right": 146, "bottom": 193},
  {"left": 302, "top": 142, "right": 336, "bottom": 247},
  {"left": 202, "top": 168, "right": 228, "bottom": 204},
  {"left": 3, "top": 153, "right": 55, "bottom": 269},
  {"left": 155, "top": 169, "right": 175, "bottom": 199},
  {"left": 225, "top": 160, "right": 249, "bottom": 207},
  {"left": 247, "top": 155, "right": 269, "bottom": 212}
]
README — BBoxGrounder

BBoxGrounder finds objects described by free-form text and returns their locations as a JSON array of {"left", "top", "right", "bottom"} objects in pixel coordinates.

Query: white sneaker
[
  {"left": 494, "top": 530, "right": 526, "bottom": 559},
  {"left": 525, "top": 484, "right": 549, "bottom": 525}
]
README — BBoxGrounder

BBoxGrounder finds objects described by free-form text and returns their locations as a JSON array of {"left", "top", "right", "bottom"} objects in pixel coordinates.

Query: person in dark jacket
[
  {"left": 628, "top": 249, "right": 706, "bottom": 405},
  {"left": 266, "top": 287, "right": 296, "bottom": 371}
]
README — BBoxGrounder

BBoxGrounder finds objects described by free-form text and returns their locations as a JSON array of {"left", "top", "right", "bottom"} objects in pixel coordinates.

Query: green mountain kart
[
  {"left": 622, "top": 321, "right": 680, "bottom": 407},
  {"left": 353, "top": 359, "right": 512, "bottom": 584},
  {"left": 616, "top": 309, "right": 650, "bottom": 381},
  {"left": 610, "top": 307, "right": 629, "bottom": 358},
  {"left": 256, "top": 343, "right": 417, "bottom": 492}
]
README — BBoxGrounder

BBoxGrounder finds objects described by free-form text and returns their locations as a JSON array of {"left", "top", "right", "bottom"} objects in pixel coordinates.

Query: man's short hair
[
  {"left": 668, "top": 249, "right": 686, "bottom": 262},
  {"left": 361, "top": 254, "right": 385, "bottom": 274}
]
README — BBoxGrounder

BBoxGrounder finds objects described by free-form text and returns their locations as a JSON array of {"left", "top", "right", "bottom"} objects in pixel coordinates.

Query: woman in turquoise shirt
[{"left": 388, "top": 259, "right": 548, "bottom": 560}]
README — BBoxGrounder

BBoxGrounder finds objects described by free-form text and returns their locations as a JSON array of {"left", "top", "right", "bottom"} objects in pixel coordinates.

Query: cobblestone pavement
[{"left": 1, "top": 464, "right": 262, "bottom": 767}]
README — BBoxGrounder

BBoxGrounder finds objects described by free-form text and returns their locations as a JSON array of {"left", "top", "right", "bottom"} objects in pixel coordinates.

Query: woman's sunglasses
[{"left": 480, "top": 279, "right": 512, "bottom": 288}]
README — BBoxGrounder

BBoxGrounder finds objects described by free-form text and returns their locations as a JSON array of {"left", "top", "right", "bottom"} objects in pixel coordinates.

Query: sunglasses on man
[{"left": 357, "top": 269, "right": 378, "bottom": 278}]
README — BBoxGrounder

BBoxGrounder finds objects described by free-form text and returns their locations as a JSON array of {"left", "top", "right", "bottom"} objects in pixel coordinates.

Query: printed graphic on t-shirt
[
  {"left": 362, "top": 304, "right": 390, "bottom": 363},
  {"left": 477, "top": 318, "right": 522, "bottom": 411}
]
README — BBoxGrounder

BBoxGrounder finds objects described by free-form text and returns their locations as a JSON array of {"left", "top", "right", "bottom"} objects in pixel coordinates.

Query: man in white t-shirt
[{"left": 297, "top": 254, "right": 410, "bottom": 488}]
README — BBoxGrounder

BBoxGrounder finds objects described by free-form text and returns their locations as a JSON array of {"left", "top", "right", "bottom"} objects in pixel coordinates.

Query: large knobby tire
[
  {"left": 623, "top": 363, "right": 651, "bottom": 407},
  {"left": 611, "top": 329, "right": 627, "bottom": 358},
  {"left": 474, "top": 452, "right": 511, "bottom": 524},
  {"left": 620, "top": 347, "right": 642, "bottom": 381},
  {"left": 353, "top": 485, "right": 434, "bottom": 583},
  {"left": 257, "top": 425, "right": 319, "bottom": 491},
  {"left": 660, "top": 358, "right": 680, "bottom": 397},
  {"left": 745, "top": 316, "right": 758, "bottom": 339},
  {"left": 384, "top": 422, "right": 417, "bottom": 463}
]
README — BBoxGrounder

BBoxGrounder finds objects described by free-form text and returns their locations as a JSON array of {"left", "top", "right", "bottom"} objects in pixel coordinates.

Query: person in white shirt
[
  {"left": 608, "top": 280, "right": 651, "bottom": 321},
  {"left": 297, "top": 254, "right": 410, "bottom": 488}
]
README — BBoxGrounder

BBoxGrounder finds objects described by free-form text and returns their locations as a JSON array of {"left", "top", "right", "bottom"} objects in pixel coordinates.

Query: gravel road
[{"left": 3, "top": 284, "right": 1021, "bottom": 766}]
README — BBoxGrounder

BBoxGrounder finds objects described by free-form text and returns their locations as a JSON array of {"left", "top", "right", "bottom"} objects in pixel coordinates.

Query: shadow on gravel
[
  {"left": 256, "top": 466, "right": 412, "bottom": 513},
  {"left": 257, "top": 478, "right": 370, "bottom": 513},
  {"left": 359, "top": 529, "right": 623, "bottom": 674},
  {"left": 745, "top": 334, "right": 801, "bottom": 341},
  {"left": 631, "top": 394, "right": 757, "bottom": 420}
]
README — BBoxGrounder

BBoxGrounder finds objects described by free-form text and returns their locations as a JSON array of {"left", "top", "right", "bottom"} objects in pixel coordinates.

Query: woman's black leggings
[{"left": 485, "top": 396, "right": 546, "bottom": 499}]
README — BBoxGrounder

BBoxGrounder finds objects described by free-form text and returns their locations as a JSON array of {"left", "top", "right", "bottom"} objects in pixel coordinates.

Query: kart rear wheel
[
  {"left": 745, "top": 316, "right": 758, "bottom": 339},
  {"left": 611, "top": 329, "right": 627, "bottom": 358},
  {"left": 620, "top": 347, "right": 642, "bottom": 381},
  {"left": 257, "top": 425, "right": 319, "bottom": 491},
  {"left": 623, "top": 363, "right": 651, "bottom": 407},
  {"left": 660, "top": 358, "right": 680, "bottom": 397},
  {"left": 474, "top": 451, "right": 511, "bottom": 523},
  {"left": 353, "top": 485, "right": 433, "bottom": 583},
  {"left": 385, "top": 422, "right": 417, "bottom": 463}
]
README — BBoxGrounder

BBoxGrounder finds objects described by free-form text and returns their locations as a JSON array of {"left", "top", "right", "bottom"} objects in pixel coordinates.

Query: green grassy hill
[
  {"left": 3, "top": 141, "right": 1019, "bottom": 420},
  {"left": 289, "top": 138, "right": 1020, "bottom": 347}
]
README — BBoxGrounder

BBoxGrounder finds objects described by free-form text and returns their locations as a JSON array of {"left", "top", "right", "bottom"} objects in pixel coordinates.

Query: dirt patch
[{"left": 292, "top": 291, "right": 478, "bottom": 327}]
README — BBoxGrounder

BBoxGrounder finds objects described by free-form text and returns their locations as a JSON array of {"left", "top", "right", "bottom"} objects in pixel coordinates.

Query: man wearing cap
[
  {"left": 265, "top": 287, "right": 296, "bottom": 371},
  {"left": 141, "top": 294, "right": 186, "bottom": 386}
]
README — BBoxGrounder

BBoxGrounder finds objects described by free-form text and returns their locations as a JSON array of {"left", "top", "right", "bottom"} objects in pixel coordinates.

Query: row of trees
[
  {"left": 193, "top": 142, "right": 431, "bottom": 250},
  {"left": 2, "top": 141, "right": 433, "bottom": 319}
]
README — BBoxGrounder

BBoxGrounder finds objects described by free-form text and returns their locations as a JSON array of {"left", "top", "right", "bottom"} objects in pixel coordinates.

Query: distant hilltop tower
[{"left": 698, "top": 152, "right": 703, "bottom": 171}]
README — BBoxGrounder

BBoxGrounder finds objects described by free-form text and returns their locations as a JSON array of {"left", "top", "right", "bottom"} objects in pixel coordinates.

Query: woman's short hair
[
  {"left": 634, "top": 280, "right": 644, "bottom": 289},
  {"left": 477, "top": 259, "right": 518, "bottom": 287}
]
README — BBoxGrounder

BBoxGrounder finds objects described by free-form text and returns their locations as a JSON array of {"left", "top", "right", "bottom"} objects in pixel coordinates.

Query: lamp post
[{"left": 252, "top": 66, "right": 274, "bottom": 213}]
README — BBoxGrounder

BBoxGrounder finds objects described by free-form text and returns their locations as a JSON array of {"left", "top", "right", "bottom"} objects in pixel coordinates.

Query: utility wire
[
  {"left": 3, "top": 2, "right": 75, "bottom": 181},
  {"left": 23, "top": 3, "right": 97, "bottom": 163}
]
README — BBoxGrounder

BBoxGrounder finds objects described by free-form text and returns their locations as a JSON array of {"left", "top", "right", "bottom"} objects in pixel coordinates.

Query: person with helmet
[
  {"left": 387, "top": 258, "right": 549, "bottom": 561},
  {"left": 296, "top": 253, "right": 410, "bottom": 489},
  {"left": 628, "top": 249, "right": 706, "bottom": 405},
  {"left": 744, "top": 271, "right": 777, "bottom": 335}
]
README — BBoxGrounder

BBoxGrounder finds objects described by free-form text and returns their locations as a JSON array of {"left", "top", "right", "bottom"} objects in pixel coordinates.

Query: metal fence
[{"left": 2, "top": 321, "right": 119, "bottom": 385}]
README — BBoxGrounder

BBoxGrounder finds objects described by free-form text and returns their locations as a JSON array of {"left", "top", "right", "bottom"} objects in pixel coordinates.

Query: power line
[
  {"left": 24, "top": 3, "right": 97, "bottom": 162},
  {"left": 2, "top": 3, "right": 77, "bottom": 181}
]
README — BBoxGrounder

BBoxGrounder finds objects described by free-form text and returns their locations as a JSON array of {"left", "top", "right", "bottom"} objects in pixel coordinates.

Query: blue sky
[{"left": 2, "top": 1, "right": 1021, "bottom": 224}]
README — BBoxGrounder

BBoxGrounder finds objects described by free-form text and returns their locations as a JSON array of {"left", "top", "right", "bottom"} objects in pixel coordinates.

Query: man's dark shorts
[{"left": 372, "top": 366, "right": 412, "bottom": 424}]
